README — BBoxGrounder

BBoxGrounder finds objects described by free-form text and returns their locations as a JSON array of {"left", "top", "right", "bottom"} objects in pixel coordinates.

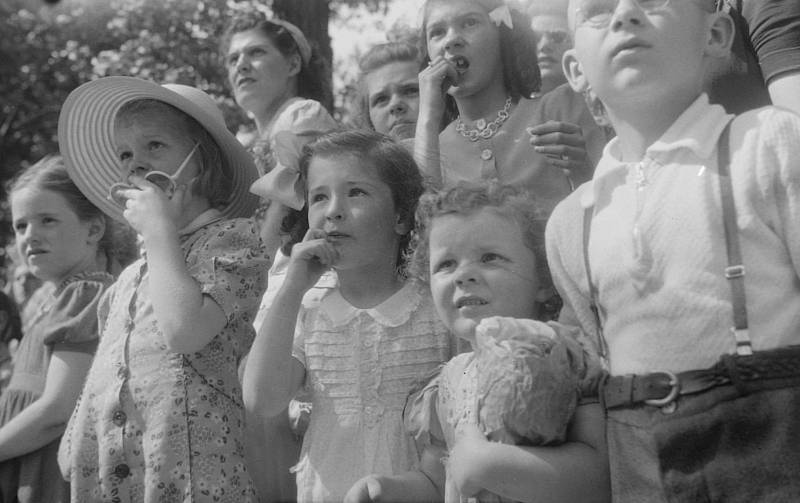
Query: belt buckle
[{"left": 644, "top": 371, "right": 680, "bottom": 407}]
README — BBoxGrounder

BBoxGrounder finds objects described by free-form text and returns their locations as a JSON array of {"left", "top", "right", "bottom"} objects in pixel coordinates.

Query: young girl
[
  {"left": 415, "top": 0, "right": 607, "bottom": 202},
  {"left": 345, "top": 181, "right": 609, "bottom": 503},
  {"left": 0, "top": 155, "right": 134, "bottom": 503},
  {"left": 56, "top": 77, "right": 268, "bottom": 502},
  {"left": 243, "top": 130, "right": 458, "bottom": 503}
]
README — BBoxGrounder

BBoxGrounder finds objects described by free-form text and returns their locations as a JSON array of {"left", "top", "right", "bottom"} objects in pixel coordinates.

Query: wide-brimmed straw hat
[{"left": 58, "top": 76, "right": 260, "bottom": 223}]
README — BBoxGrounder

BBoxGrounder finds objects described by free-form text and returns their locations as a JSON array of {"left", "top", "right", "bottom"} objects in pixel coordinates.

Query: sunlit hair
[
  {"left": 419, "top": 0, "right": 541, "bottom": 101},
  {"left": 8, "top": 155, "right": 139, "bottom": 272},
  {"left": 296, "top": 130, "right": 425, "bottom": 272},
  {"left": 221, "top": 11, "right": 332, "bottom": 109},
  {"left": 115, "top": 99, "right": 233, "bottom": 211},
  {"left": 353, "top": 42, "right": 420, "bottom": 131},
  {"left": 409, "top": 180, "right": 552, "bottom": 294}
]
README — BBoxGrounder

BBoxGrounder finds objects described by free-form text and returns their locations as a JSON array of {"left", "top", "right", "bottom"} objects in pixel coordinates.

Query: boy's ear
[
  {"left": 394, "top": 214, "right": 411, "bottom": 236},
  {"left": 562, "top": 48, "right": 589, "bottom": 93},
  {"left": 705, "top": 11, "right": 735, "bottom": 58},
  {"left": 536, "top": 285, "right": 555, "bottom": 304}
]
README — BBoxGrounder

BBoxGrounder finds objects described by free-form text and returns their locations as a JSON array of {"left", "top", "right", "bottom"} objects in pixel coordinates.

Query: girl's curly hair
[{"left": 408, "top": 180, "right": 553, "bottom": 297}]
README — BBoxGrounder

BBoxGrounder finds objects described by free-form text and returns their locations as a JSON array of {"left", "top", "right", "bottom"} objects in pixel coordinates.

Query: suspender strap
[
  {"left": 582, "top": 205, "right": 608, "bottom": 359},
  {"left": 716, "top": 122, "right": 753, "bottom": 355}
]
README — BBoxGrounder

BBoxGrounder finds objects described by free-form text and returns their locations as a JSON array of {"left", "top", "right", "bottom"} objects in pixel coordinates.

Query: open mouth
[
  {"left": 455, "top": 296, "right": 488, "bottom": 309},
  {"left": 237, "top": 77, "right": 256, "bottom": 88},
  {"left": 449, "top": 55, "right": 470, "bottom": 74}
]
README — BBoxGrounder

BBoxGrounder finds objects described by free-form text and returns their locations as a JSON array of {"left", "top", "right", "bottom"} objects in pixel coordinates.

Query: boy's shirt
[{"left": 546, "top": 94, "right": 800, "bottom": 375}]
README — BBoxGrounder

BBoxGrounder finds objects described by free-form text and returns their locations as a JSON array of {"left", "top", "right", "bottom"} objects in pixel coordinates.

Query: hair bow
[
  {"left": 249, "top": 131, "right": 306, "bottom": 210},
  {"left": 489, "top": 4, "right": 513, "bottom": 29}
]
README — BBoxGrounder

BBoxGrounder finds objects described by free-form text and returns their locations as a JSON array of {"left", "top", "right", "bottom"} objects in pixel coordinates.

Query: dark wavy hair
[
  {"left": 418, "top": 0, "right": 541, "bottom": 121},
  {"left": 220, "top": 12, "right": 333, "bottom": 111},
  {"left": 353, "top": 42, "right": 421, "bottom": 131},
  {"left": 409, "top": 180, "right": 553, "bottom": 296},
  {"left": 8, "top": 155, "right": 139, "bottom": 272},
  {"left": 295, "top": 130, "right": 425, "bottom": 272}
]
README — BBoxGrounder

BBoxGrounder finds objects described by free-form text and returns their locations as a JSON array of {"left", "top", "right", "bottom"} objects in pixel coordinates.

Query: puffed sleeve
[
  {"left": 187, "top": 218, "right": 270, "bottom": 325},
  {"left": 272, "top": 99, "right": 339, "bottom": 139},
  {"left": 43, "top": 276, "right": 114, "bottom": 353},
  {"left": 403, "top": 366, "right": 447, "bottom": 457}
]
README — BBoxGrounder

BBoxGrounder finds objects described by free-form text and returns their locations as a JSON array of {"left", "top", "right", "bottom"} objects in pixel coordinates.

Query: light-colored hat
[{"left": 58, "top": 76, "right": 260, "bottom": 223}]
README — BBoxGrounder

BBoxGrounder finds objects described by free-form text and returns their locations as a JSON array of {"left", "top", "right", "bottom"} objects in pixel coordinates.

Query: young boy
[{"left": 546, "top": 0, "right": 800, "bottom": 501}]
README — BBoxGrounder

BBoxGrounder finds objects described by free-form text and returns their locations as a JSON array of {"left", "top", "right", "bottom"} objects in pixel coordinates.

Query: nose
[
  {"left": 453, "top": 261, "right": 479, "bottom": 286},
  {"left": 324, "top": 195, "right": 344, "bottom": 221},
  {"left": 610, "top": 0, "right": 645, "bottom": 29},
  {"left": 123, "top": 153, "right": 151, "bottom": 181},
  {"left": 235, "top": 53, "right": 251, "bottom": 73},
  {"left": 20, "top": 222, "right": 39, "bottom": 245},
  {"left": 443, "top": 26, "right": 465, "bottom": 52},
  {"left": 388, "top": 94, "right": 408, "bottom": 115}
]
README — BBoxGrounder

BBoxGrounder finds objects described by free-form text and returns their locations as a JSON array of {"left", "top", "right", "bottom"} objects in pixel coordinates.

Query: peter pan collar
[{"left": 319, "top": 281, "right": 422, "bottom": 328}]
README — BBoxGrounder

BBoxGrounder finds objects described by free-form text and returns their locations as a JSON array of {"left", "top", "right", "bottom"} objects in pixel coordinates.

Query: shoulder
[
  {"left": 55, "top": 271, "right": 115, "bottom": 303},
  {"left": 194, "top": 217, "right": 262, "bottom": 249},
  {"left": 274, "top": 98, "right": 338, "bottom": 135},
  {"left": 547, "top": 184, "right": 591, "bottom": 245},
  {"left": 41, "top": 272, "right": 114, "bottom": 345}
]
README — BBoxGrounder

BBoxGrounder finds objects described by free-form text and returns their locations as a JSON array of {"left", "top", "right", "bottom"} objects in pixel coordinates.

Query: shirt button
[
  {"left": 114, "top": 464, "right": 130, "bottom": 479},
  {"left": 481, "top": 148, "right": 493, "bottom": 161},
  {"left": 112, "top": 411, "right": 127, "bottom": 427}
]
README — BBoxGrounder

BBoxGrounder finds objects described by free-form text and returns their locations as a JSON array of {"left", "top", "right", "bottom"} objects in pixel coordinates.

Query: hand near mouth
[{"left": 286, "top": 228, "right": 340, "bottom": 293}]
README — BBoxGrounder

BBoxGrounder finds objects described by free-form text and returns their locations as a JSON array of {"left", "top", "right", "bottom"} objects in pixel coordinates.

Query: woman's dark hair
[
  {"left": 221, "top": 12, "right": 333, "bottom": 111},
  {"left": 115, "top": 99, "right": 234, "bottom": 213},
  {"left": 353, "top": 42, "right": 421, "bottom": 131},
  {"left": 418, "top": 0, "right": 541, "bottom": 113},
  {"left": 8, "top": 155, "right": 139, "bottom": 271},
  {"left": 296, "top": 130, "right": 425, "bottom": 272}
]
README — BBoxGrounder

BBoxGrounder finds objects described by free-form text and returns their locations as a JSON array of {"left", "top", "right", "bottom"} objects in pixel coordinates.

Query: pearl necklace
[{"left": 455, "top": 97, "right": 513, "bottom": 142}]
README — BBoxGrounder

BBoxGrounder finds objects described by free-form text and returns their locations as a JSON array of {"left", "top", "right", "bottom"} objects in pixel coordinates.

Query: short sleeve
[
  {"left": 403, "top": 367, "right": 447, "bottom": 456},
  {"left": 187, "top": 218, "right": 270, "bottom": 325},
  {"left": 291, "top": 306, "right": 308, "bottom": 368},
  {"left": 43, "top": 276, "right": 113, "bottom": 352}
]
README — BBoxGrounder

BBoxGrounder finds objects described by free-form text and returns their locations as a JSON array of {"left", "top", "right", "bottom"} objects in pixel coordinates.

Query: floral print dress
[{"left": 59, "top": 213, "right": 269, "bottom": 503}]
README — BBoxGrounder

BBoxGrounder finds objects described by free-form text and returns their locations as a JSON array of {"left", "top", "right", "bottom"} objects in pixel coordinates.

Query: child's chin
[{"left": 452, "top": 318, "right": 479, "bottom": 343}]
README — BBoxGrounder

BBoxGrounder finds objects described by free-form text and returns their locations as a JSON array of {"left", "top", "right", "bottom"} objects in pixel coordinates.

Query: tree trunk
[{"left": 272, "top": 0, "right": 333, "bottom": 111}]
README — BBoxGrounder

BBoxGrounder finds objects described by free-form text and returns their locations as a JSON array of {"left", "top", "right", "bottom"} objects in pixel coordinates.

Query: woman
[
  {"left": 221, "top": 12, "right": 339, "bottom": 503},
  {"left": 353, "top": 41, "right": 421, "bottom": 141}
]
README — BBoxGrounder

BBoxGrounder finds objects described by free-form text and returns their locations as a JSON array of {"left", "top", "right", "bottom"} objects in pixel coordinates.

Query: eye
[
  {"left": 371, "top": 94, "right": 389, "bottom": 107},
  {"left": 118, "top": 151, "right": 132, "bottom": 162},
  {"left": 13, "top": 222, "right": 26, "bottom": 234},
  {"left": 481, "top": 252, "right": 503, "bottom": 263},
  {"left": 42, "top": 216, "right": 57, "bottom": 225},
  {"left": 310, "top": 193, "right": 327, "bottom": 203},
  {"left": 403, "top": 85, "right": 419, "bottom": 97},
  {"left": 147, "top": 141, "right": 165, "bottom": 152},
  {"left": 227, "top": 52, "right": 239, "bottom": 67},
  {"left": 433, "top": 258, "right": 456, "bottom": 273},
  {"left": 428, "top": 25, "right": 445, "bottom": 39},
  {"left": 348, "top": 187, "right": 368, "bottom": 197},
  {"left": 248, "top": 47, "right": 266, "bottom": 58},
  {"left": 463, "top": 15, "right": 481, "bottom": 28}
]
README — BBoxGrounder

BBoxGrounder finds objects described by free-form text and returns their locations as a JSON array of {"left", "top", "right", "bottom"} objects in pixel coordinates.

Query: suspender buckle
[
  {"left": 732, "top": 328, "right": 753, "bottom": 356},
  {"left": 725, "top": 265, "right": 745, "bottom": 279}
]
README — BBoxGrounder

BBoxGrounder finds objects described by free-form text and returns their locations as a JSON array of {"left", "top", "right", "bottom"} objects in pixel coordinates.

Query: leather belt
[{"left": 602, "top": 345, "right": 800, "bottom": 409}]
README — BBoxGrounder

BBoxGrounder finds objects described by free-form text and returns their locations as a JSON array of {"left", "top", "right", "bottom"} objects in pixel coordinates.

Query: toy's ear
[
  {"left": 705, "top": 10, "right": 735, "bottom": 58},
  {"left": 562, "top": 48, "right": 589, "bottom": 94}
]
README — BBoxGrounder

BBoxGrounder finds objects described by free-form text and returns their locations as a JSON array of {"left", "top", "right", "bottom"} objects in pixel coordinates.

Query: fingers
[
  {"left": 296, "top": 229, "right": 339, "bottom": 267},
  {"left": 531, "top": 144, "right": 587, "bottom": 161},
  {"left": 527, "top": 121, "right": 585, "bottom": 147}
]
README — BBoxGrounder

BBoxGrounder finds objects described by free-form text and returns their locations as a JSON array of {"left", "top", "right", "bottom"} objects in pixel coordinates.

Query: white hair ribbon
[{"left": 488, "top": 5, "right": 513, "bottom": 29}]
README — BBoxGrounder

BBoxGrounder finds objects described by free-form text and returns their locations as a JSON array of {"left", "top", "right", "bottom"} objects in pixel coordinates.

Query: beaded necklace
[{"left": 455, "top": 97, "right": 513, "bottom": 142}]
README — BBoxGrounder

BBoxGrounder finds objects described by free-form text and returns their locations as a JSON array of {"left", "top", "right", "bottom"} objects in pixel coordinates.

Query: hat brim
[{"left": 58, "top": 76, "right": 260, "bottom": 223}]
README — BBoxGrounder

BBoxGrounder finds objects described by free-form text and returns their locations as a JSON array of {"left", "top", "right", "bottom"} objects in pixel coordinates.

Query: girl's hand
[
  {"left": 528, "top": 121, "right": 590, "bottom": 185},
  {"left": 418, "top": 56, "right": 458, "bottom": 121},
  {"left": 119, "top": 175, "right": 183, "bottom": 238},
  {"left": 343, "top": 475, "right": 384, "bottom": 503},
  {"left": 284, "top": 229, "right": 339, "bottom": 294},
  {"left": 448, "top": 422, "right": 489, "bottom": 497}
]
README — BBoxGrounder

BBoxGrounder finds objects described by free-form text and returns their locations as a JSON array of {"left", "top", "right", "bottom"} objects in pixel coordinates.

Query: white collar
[{"left": 319, "top": 281, "right": 422, "bottom": 328}]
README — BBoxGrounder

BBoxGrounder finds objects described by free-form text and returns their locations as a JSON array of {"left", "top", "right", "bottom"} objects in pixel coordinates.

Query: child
[
  {"left": 56, "top": 77, "right": 268, "bottom": 502},
  {"left": 414, "top": 0, "right": 606, "bottom": 202},
  {"left": 243, "top": 130, "right": 458, "bottom": 503},
  {"left": 0, "top": 155, "right": 134, "bottom": 503},
  {"left": 548, "top": 1, "right": 800, "bottom": 501},
  {"left": 345, "top": 181, "right": 609, "bottom": 503}
]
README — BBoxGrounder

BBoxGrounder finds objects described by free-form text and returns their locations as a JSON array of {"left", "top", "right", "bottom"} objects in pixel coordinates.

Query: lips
[
  {"left": 325, "top": 231, "right": 351, "bottom": 241},
  {"left": 27, "top": 249, "right": 48, "bottom": 259},
  {"left": 455, "top": 295, "right": 488, "bottom": 309},
  {"left": 611, "top": 38, "right": 651, "bottom": 58},
  {"left": 448, "top": 55, "right": 470, "bottom": 74},
  {"left": 236, "top": 76, "right": 256, "bottom": 88}
]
